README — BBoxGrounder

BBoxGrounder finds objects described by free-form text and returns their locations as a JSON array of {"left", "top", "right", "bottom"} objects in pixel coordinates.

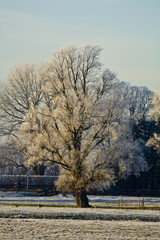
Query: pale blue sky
[{"left": 0, "top": 0, "right": 160, "bottom": 91}]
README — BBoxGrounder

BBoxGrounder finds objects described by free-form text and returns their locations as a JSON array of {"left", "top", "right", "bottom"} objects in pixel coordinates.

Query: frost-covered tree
[
  {"left": 120, "top": 83, "right": 153, "bottom": 122},
  {"left": 0, "top": 64, "right": 45, "bottom": 175},
  {"left": 0, "top": 63, "right": 43, "bottom": 137},
  {"left": 119, "top": 83, "right": 153, "bottom": 142},
  {"left": 147, "top": 91, "right": 160, "bottom": 158},
  {"left": 19, "top": 46, "right": 147, "bottom": 207}
]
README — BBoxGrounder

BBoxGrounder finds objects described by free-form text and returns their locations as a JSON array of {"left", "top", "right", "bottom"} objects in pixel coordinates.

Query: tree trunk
[{"left": 75, "top": 190, "right": 91, "bottom": 208}]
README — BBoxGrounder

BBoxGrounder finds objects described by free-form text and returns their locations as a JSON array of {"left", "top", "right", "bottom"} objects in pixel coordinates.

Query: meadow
[{"left": 0, "top": 192, "right": 160, "bottom": 239}]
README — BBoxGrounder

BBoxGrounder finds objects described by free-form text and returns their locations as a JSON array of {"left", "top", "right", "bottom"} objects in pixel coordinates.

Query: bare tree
[
  {"left": 0, "top": 141, "right": 27, "bottom": 175},
  {"left": 0, "top": 63, "right": 43, "bottom": 137},
  {"left": 19, "top": 46, "right": 147, "bottom": 207},
  {"left": 123, "top": 84, "right": 153, "bottom": 122},
  {"left": 0, "top": 64, "right": 45, "bottom": 174}
]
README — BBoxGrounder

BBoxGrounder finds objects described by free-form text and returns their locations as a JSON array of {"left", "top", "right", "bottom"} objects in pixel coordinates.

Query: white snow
[
  {"left": 0, "top": 192, "right": 160, "bottom": 203},
  {"left": 0, "top": 218, "right": 160, "bottom": 239},
  {"left": 0, "top": 205, "right": 160, "bottom": 221},
  {"left": 0, "top": 192, "right": 160, "bottom": 239}
]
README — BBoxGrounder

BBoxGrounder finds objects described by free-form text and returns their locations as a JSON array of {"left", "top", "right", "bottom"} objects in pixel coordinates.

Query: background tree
[
  {"left": 0, "top": 63, "right": 43, "bottom": 136},
  {"left": 120, "top": 83, "right": 153, "bottom": 123},
  {"left": 108, "top": 86, "right": 160, "bottom": 197},
  {"left": 19, "top": 46, "right": 147, "bottom": 207},
  {"left": 0, "top": 141, "right": 27, "bottom": 175},
  {"left": 0, "top": 64, "right": 47, "bottom": 175},
  {"left": 147, "top": 91, "right": 160, "bottom": 160}
]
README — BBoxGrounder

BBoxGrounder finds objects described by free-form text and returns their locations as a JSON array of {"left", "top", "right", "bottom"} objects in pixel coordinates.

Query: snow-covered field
[
  {"left": 0, "top": 205, "right": 160, "bottom": 221},
  {"left": 1, "top": 191, "right": 160, "bottom": 205},
  {"left": 0, "top": 191, "right": 160, "bottom": 239},
  {"left": 0, "top": 218, "right": 160, "bottom": 240}
]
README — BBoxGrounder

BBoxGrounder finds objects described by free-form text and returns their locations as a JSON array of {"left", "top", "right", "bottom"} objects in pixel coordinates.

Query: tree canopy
[{"left": 17, "top": 46, "right": 147, "bottom": 207}]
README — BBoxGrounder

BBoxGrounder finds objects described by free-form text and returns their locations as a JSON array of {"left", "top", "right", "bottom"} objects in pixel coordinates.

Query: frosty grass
[
  {"left": 0, "top": 193, "right": 160, "bottom": 239},
  {"left": 0, "top": 218, "right": 160, "bottom": 239}
]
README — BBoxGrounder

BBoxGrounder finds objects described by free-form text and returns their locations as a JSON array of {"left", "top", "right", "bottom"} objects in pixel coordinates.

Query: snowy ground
[
  {"left": 0, "top": 218, "right": 160, "bottom": 240},
  {"left": 0, "top": 191, "right": 160, "bottom": 239},
  {"left": 1, "top": 191, "right": 160, "bottom": 211},
  {"left": 0, "top": 205, "right": 160, "bottom": 221},
  {"left": 0, "top": 191, "right": 160, "bottom": 204}
]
